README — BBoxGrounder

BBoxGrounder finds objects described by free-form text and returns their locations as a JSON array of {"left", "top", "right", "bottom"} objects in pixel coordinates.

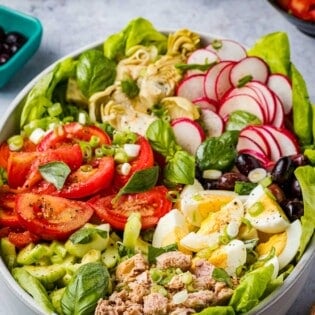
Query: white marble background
[{"left": 0, "top": 0, "right": 314, "bottom": 314}]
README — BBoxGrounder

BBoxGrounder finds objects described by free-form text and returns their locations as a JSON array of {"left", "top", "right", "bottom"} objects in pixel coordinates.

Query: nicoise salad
[{"left": 0, "top": 18, "right": 314, "bottom": 315}]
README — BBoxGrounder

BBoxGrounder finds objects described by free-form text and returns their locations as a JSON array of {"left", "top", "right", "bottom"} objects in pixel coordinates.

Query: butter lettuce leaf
[
  {"left": 195, "top": 305, "right": 235, "bottom": 315},
  {"left": 229, "top": 264, "right": 274, "bottom": 313},
  {"left": 247, "top": 32, "right": 290, "bottom": 76},
  {"left": 104, "top": 17, "right": 167, "bottom": 60},
  {"left": 294, "top": 165, "right": 315, "bottom": 258},
  {"left": 291, "top": 64, "right": 313, "bottom": 145}
]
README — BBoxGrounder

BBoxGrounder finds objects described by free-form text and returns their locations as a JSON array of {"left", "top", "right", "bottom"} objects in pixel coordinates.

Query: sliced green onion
[
  {"left": 167, "top": 190, "right": 180, "bottom": 202},
  {"left": 89, "top": 135, "right": 100, "bottom": 148},
  {"left": 79, "top": 142, "right": 92, "bottom": 161},
  {"left": 80, "top": 165, "right": 93, "bottom": 172},
  {"left": 114, "top": 150, "right": 129, "bottom": 163},
  {"left": 29, "top": 128, "right": 46, "bottom": 144},
  {"left": 113, "top": 131, "right": 137, "bottom": 145},
  {"left": 7, "top": 135, "right": 24, "bottom": 151},
  {"left": 48, "top": 103, "right": 62, "bottom": 117},
  {"left": 248, "top": 202, "right": 264, "bottom": 217}
]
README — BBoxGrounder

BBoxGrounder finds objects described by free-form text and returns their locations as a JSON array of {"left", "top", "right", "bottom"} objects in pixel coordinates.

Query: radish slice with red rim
[
  {"left": 271, "top": 94, "right": 285, "bottom": 128},
  {"left": 171, "top": 118, "right": 205, "bottom": 155},
  {"left": 176, "top": 74, "right": 206, "bottom": 101},
  {"left": 267, "top": 73, "right": 293, "bottom": 115},
  {"left": 214, "top": 61, "right": 235, "bottom": 101},
  {"left": 206, "top": 39, "right": 247, "bottom": 62},
  {"left": 237, "top": 135, "right": 267, "bottom": 157},
  {"left": 186, "top": 48, "right": 219, "bottom": 75},
  {"left": 192, "top": 97, "right": 217, "bottom": 112},
  {"left": 263, "top": 125, "right": 299, "bottom": 156},
  {"left": 201, "top": 108, "right": 224, "bottom": 137},
  {"left": 230, "top": 56, "right": 269, "bottom": 87},
  {"left": 204, "top": 61, "right": 232, "bottom": 101},
  {"left": 218, "top": 93, "right": 266, "bottom": 123}
]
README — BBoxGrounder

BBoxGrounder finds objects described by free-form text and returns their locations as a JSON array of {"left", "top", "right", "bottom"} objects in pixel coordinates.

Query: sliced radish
[
  {"left": 204, "top": 61, "right": 231, "bottom": 101},
  {"left": 237, "top": 135, "right": 267, "bottom": 157},
  {"left": 171, "top": 118, "right": 205, "bottom": 155},
  {"left": 218, "top": 93, "right": 266, "bottom": 123},
  {"left": 206, "top": 39, "right": 247, "bottom": 61},
  {"left": 176, "top": 74, "right": 205, "bottom": 101},
  {"left": 230, "top": 57, "right": 269, "bottom": 87},
  {"left": 240, "top": 127, "right": 270, "bottom": 157},
  {"left": 192, "top": 97, "right": 217, "bottom": 112},
  {"left": 187, "top": 49, "right": 219, "bottom": 75},
  {"left": 271, "top": 94, "right": 284, "bottom": 128},
  {"left": 267, "top": 73, "right": 293, "bottom": 115},
  {"left": 252, "top": 126, "right": 281, "bottom": 161},
  {"left": 214, "top": 61, "right": 235, "bottom": 101},
  {"left": 201, "top": 108, "right": 224, "bottom": 137},
  {"left": 263, "top": 125, "right": 299, "bottom": 156},
  {"left": 246, "top": 81, "right": 277, "bottom": 123}
]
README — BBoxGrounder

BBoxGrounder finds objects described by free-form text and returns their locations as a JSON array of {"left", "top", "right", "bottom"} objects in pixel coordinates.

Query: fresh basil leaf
[
  {"left": 121, "top": 78, "right": 140, "bottom": 98},
  {"left": 114, "top": 166, "right": 159, "bottom": 202},
  {"left": 61, "top": 262, "right": 110, "bottom": 315},
  {"left": 164, "top": 150, "right": 195, "bottom": 186},
  {"left": 226, "top": 110, "right": 261, "bottom": 131},
  {"left": 146, "top": 119, "right": 179, "bottom": 157},
  {"left": 69, "top": 228, "right": 107, "bottom": 245},
  {"left": 39, "top": 161, "right": 71, "bottom": 190},
  {"left": 148, "top": 243, "right": 177, "bottom": 264},
  {"left": 76, "top": 49, "right": 116, "bottom": 98},
  {"left": 196, "top": 131, "right": 239, "bottom": 171}
]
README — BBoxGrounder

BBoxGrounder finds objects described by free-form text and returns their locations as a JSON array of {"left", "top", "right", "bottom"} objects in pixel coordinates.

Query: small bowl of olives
[{"left": 0, "top": 5, "right": 43, "bottom": 88}]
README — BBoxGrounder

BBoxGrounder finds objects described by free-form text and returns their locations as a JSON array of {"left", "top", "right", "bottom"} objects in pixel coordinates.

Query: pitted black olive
[
  {"left": 235, "top": 153, "right": 263, "bottom": 176},
  {"left": 281, "top": 199, "right": 304, "bottom": 221},
  {"left": 271, "top": 156, "right": 295, "bottom": 184}
]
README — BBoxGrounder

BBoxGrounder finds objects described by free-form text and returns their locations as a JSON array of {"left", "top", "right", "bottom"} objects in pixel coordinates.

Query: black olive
[
  {"left": 235, "top": 153, "right": 263, "bottom": 176},
  {"left": 0, "top": 53, "right": 10, "bottom": 65},
  {"left": 290, "top": 177, "right": 302, "bottom": 199},
  {"left": 271, "top": 156, "right": 295, "bottom": 184},
  {"left": 290, "top": 153, "right": 309, "bottom": 167},
  {"left": 5, "top": 32, "right": 26, "bottom": 46},
  {"left": 281, "top": 199, "right": 304, "bottom": 221},
  {"left": 216, "top": 172, "right": 248, "bottom": 190}
]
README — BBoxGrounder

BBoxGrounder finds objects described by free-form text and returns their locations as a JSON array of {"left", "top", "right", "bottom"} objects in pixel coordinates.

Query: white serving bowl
[{"left": 0, "top": 33, "right": 314, "bottom": 315}]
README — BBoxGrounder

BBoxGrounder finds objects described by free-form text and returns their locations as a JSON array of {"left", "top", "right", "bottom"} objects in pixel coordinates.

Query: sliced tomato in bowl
[
  {"left": 15, "top": 193, "right": 95, "bottom": 240},
  {"left": 89, "top": 185, "right": 172, "bottom": 230},
  {"left": 37, "top": 122, "right": 111, "bottom": 151},
  {"left": 113, "top": 136, "right": 155, "bottom": 189}
]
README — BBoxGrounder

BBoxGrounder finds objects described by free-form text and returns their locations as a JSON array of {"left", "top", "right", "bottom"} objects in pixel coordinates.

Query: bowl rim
[{"left": 0, "top": 32, "right": 314, "bottom": 315}]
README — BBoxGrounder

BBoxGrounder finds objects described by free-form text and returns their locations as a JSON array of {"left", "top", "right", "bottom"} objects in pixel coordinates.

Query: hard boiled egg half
[
  {"left": 244, "top": 184, "right": 290, "bottom": 233},
  {"left": 256, "top": 219, "right": 302, "bottom": 270}
]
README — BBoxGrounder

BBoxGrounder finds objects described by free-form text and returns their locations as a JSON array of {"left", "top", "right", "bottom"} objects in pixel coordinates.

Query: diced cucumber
[
  {"left": 81, "top": 249, "right": 101, "bottom": 264},
  {"left": 0, "top": 237, "right": 16, "bottom": 270},
  {"left": 22, "top": 264, "right": 66, "bottom": 287},
  {"left": 17, "top": 243, "right": 51, "bottom": 265},
  {"left": 12, "top": 268, "right": 56, "bottom": 314},
  {"left": 65, "top": 224, "right": 110, "bottom": 258},
  {"left": 101, "top": 244, "right": 119, "bottom": 269}
]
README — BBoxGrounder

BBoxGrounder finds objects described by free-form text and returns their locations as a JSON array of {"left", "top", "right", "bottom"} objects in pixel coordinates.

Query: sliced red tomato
[
  {"left": 8, "top": 230, "right": 39, "bottom": 248},
  {"left": 57, "top": 156, "right": 115, "bottom": 199},
  {"left": 0, "top": 142, "right": 10, "bottom": 169},
  {"left": 37, "top": 122, "right": 111, "bottom": 151},
  {"left": 89, "top": 185, "right": 172, "bottom": 230},
  {"left": 114, "top": 136, "right": 154, "bottom": 189},
  {"left": 0, "top": 193, "right": 21, "bottom": 228},
  {"left": 7, "top": 143, "right": 83, "bottom": 189},
  {"left": 15, "top": 193, "right": 94, "bottom": 240}
]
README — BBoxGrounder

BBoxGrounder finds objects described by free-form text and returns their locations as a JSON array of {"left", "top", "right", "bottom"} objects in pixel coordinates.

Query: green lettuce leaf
[
  {"left": 195, "top": 305, "right": 235, "bottom": 315},
  {"left": 228, "top": 264, "right": 274, "bottom": 313},
  {"left": 294, "top": 165, "right": 315, "bottom": 258},
  {"left": 247, "top": 32, "right": 290, "bottom": 75},
  {"left": 291, "top": 64, "right": 313, "bottom": 146},
  {"left": 103, "top": 17, "right": 167, "bottom": 60}
]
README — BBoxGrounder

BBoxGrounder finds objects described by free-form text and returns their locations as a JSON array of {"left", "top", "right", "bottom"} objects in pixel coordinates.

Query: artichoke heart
[
  {"left": 167, "top": 29, "right": 201, "bottom": 58},
  {"left": 161, "top": 96, "right": 200, "bottom": 120}
]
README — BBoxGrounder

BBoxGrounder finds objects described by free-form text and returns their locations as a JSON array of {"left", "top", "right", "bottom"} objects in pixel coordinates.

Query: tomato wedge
[
  {"left": 37, "top": 122, "right": 111, "bottom": 151},
  {"left": 15, "top": 193, "right": 94, "bottom": 240},
  {"left": 0, "top": 193, "right": 21, "bottom": 228},
  {"left": 7, "top": 144, "right": 83, "bottom": 189},
  {"left": 57, "top": 156, "right": 115, "bottom": 199},
  {"left": 8, "top": 230, "right": 39, "bottom": 248},
  {"left": 89, "top": 186, "right": 172, "bottom": 230},
  {"left": 114, "top": 136, "right": 154, "bottom": 189}
]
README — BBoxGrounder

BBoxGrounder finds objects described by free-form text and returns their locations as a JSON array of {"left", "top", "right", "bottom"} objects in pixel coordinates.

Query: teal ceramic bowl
[{"left": 0, "top": 5, "right": 43, "bottom": 88}]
